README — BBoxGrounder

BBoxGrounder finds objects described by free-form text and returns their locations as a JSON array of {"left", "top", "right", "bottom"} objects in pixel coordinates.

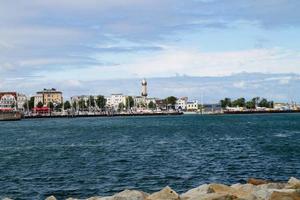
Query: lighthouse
[{"left": 141, "top": 78, "right": 148, "bottom": 97}]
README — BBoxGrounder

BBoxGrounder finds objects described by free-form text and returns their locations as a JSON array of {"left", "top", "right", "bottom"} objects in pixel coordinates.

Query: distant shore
[{"left": 23, "top": 111, "right": 183, "bottom": 119}]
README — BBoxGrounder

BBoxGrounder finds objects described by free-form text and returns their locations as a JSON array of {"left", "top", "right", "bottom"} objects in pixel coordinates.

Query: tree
[
  {"left": 126, "top": 96, "right": 134, "bottom": 109},
  {"left": 246, "top": 100, "right": 255, "bottom": 109},
  {"left": 64, "top": 101, "right": 71, "bottom": 110},
  {"left": 28, "top": 97, "right": 35, "bottom": 110},
  {"left": 220, "top": 98, "right": 232, "bottom": 108},
  {"left": 48, "top": 102, "right": 54, "bottom": 110},
  {"left": 37, "top": 101, "right": 44, "bottom": 108},
  {"left": 259, "top": 98, "right": 273, "bottom": 108},
  {"left": 148, "top": 101, "right": 156, "bottom": 110},
  {"left": 165, "top": 96, "right": 177, "bottom": 108},
  {"left": 96, "top": 95, "right": 106, "bottom": 110},
  {"left": 232, "top": 98, "right": 246, "bottom": 107},
  {"left": 78, "top": 99, "right": 86, "bottom": 110},
  {"left": 55, "top": 103, "right": 62, "bottom": 111},
  {"left": 87, "top": 96, "right": 95, "bottom": 107},
  {"left": 118, "top": 102, "right": 125, "bottom": 111},
  {"left": 72, "top": 101, "right": 77, "bottom": 110}
]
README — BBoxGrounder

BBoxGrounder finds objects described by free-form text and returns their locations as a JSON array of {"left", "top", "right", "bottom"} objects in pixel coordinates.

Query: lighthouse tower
[{"left": 141, "top": 78, "right": 148, "bottom": 97}]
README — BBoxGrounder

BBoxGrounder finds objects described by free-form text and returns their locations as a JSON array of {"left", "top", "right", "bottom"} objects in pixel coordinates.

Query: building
[
  {"left": 17, "top": 93, "right": 27, "bottom": 111},
  {"left": 36, "top": 88, "right": 63, "bottom": 106},
  {"left": 175, "top": 97, "right": 188, "bottom": 110},
  {"left": 106, "top": 94, "right": 127, "bottom": 110},
  {"left": 0, "top": 92, "right": 17, "bottom": 110},
  {"left": 141, "top": 79, "right": 148, "bottom": 97},
  {"left": 186, "top": 100, "right": 199, "bottom": 111},
  {"left": 34, "top": 94, "right": 43, "bottom": 107}
]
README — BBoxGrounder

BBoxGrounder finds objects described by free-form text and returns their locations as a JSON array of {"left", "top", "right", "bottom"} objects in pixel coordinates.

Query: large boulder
[
  {"left": 146, "top": 186, "right": 180, "bottom": 200},
  {"left": 247, "top": 178, "right": 268, "bottom": 186},
  {"left": 187, "top": 193, "right": 238, "bottom": 200},
  {"left": 269, "top": 189, "right": 300, "bottom": 200},
  {"left": 285, "top": 177, "right": 300, "bottom": 189},
  {"left": 208, "top": 184, "right": 256, "bottom": 200},
  {"left": 113, "top": 190, "right": 149, "bottom": 200},
  {"left": 181, "top": 184, "right": 210, "bottom": 199},
  {"left": 45, "top": 196, "right": 57, "bottom": 200}
]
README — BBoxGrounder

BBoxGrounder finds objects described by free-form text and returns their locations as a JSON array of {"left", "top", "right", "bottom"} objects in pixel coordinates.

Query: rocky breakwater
[{"left": 7, "top": 177, "right": 300, "bottom": 200}]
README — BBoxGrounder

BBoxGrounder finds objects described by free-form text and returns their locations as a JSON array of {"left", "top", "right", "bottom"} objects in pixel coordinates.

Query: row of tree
[{"left": 220, "top": 97, "right": 274, "bottom": 109}]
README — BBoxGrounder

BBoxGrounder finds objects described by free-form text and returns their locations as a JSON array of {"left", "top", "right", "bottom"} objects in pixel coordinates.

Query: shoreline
[
  {"left": 8, "top": 177, "right": 298, "bottom": 200},
  {"left": 23, "top": 112, "right": 183, "bottom": 119}
]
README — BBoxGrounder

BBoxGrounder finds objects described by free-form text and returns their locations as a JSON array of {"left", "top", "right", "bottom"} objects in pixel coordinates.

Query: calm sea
[{"left": 0, "top": 114, "right": 300, "bottom": 199}]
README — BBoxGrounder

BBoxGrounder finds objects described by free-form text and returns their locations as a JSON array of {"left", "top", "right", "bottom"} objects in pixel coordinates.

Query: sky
[{"left": 0, "top": 0, "right": 300, "bottom": 101}]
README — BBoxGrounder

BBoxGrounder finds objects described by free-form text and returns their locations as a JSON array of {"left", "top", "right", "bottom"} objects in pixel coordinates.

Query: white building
[
  {"left": 175, "top": 97, "right": 188, "bottom": 110},
  {"left": 0, "top": 92, "right": 17, "bottom": 109},
  {"left": 106, "top": 94, "right": 127, "bottom": 110},
  {"left": 34, "top": 94, "right": 43, "bottom": 107},
  {"left": 186, "top": 100, "right": 199, "bottom": 111},
  {"left": 17, "top": 93, "right": 27, "bottom": 111}
]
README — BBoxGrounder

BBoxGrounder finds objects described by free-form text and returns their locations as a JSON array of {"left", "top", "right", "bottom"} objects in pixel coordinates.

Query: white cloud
[{"left": 120, "top": 47, "right": 300, "bottom": 77}]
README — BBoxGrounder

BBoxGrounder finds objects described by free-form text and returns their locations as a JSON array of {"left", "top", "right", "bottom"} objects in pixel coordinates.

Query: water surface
[{"left": 0, "top": 114, "right": 300, "bottom": 199}]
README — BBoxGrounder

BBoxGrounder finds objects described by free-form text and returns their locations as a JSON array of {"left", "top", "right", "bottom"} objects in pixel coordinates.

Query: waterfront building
[
  {"left": 106, "top": 94, "right": 127, "bottom": 110},
  {"left": 36, "top": 88, "right": 63, "bottom": 106},
  {"left": 17, "top": 93, "right": 27, "bottom": 111},
  {"left": 175, "top": 97, "right": 188, "bottom": 110},
  {"left": 34, "top": 94, "right": 43, "bottom": 107},
  {"left": 133, "top": 96, "right": 146, "bottom": 108},
  {"left": 0, "top": 92, "right": 17, "bottom": 110},
  {"left": 186, "top": 100, "right": 199, "bottom": 111},
  {"left": 141, "top": 79, "right": 148, "bottom": 97}
]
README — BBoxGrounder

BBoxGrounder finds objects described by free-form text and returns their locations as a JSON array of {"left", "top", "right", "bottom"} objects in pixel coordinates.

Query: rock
[
  {"left": 208, "top": 184, "right": 256, "bottom": 200},
  {"left": 147, "top": 186, "right": 180, "bottom": 200},
  {"left": 181, "top": 184, "right": 210, "bottom": 199},
  {"left": 269, "top": 189, "right": 300, "bottom": 200},
  {"left": 256, "top": 183, "right": 286, "bottom": 190},
  {"left": 86, "top": 197, "right": 103, "bottom": 200},
  {"left": 285, "top": 177, "right": 300, "bottom": 189},
  {"left": 247, "top": 178, "right": 268, "bottom": 186},
  {"left": 187, "top": 193, "right": 238, "bottom": 200},
  {"left": 113, "top": 189, "right": 149, "bottom": 200},
  {"left": 45, "top": 196, "right": 57, "bottom": 200}
]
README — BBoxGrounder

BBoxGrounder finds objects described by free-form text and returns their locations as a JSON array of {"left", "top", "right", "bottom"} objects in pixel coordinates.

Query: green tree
[
  {"left": 259, "top": 98, "right": 273, "bottom": 108},
  {"left": 48, "top": 102, "right": 54, "bottom": 110},
  {"left": 37, "top": 101, "right": 44, "bottom": 108},
  {"left": 126, "top": 96, "right": 134, "bottom": 109},
  {"left": 78, "top": 99, "right": 86, "bottom": 110},
  {"left": 118, "top": 102, "right": 125, "bottom": 111},
  {"left": 64, "top": 101, "right": 71, "bottom": 110},
  {"left": 220, "top": 98, "right": 232, "bottom": 108},
  {"left": 87, "top": 96, "right": 95, "bottom": 107},
  {"left": 232, "top": 98, "right": 246, "bottom": 107},
  {"left": 28, "top": 97, "right": 35, "bottom": 110},
  {"left": 148, "top": 101, "right": 156, "bottom": 110},
  {"left": 72, "top": 101, "right": 77, "bottom": 110},
  {"left": 96, "top": 95, "right": 106, "bottom": 109},
  {"left": 246, "top": 100, "right": 255, "bottom": 109},
  {"left": 165, "top": 96, "right": 177, "bottom": 108}
]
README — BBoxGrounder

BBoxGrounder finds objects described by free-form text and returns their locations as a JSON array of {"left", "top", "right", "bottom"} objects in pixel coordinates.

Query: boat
[{"left": 0, "top": 109, "right": 22, "bottom": 121}]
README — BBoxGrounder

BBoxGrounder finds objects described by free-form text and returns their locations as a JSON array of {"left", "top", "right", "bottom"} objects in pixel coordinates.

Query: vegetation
[
  {"left": 126, "top": 96, "right": 134, "bottom": 109},
  {"left": 64, "top": 101, "right": 71, "bottom": 110},
  {"left": 37, "top": 102, "right": 44, "bottom": 108},
  {"left": 87, "top": 96, "right": 95, "bottom": 107},
  {"left": 78, "top": 99, "right": 87, "bottom": 110},
  {"left": 96, "top": 95, "right": 106, "bottom": 110},
  {"left": 48, "top": 102, "right": 54, "bottom": 110},
  {"left": 118, "top": 102, "right": 125, "bottom": 111},
  {"left": 165, "top": 96, "right": 177, "bottom": 109},
  {"left": 148, "top": 101, "right": 156, "bottom": 110},
  {"left": 220, "top": 97, "right": 274, "bottom": 109}
]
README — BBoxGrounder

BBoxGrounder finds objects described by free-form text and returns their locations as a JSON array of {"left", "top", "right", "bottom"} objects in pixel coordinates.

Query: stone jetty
[{"left": 5, "top": 177, "right": 300, "bottom": 200}]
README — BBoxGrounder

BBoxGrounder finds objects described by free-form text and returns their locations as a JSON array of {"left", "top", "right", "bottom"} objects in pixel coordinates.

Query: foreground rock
[{"left": 15, "top": 177, "right": 300, "bottom": 200}]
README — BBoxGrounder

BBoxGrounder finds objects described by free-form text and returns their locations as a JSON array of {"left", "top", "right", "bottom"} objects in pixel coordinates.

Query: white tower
[{"left": 141, "top": 79, "right": 148, "bottom": 97}]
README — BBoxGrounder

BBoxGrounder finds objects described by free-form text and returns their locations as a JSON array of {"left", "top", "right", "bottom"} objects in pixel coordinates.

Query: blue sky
[{"left": 0, "top": 0, "right": 300, "bottom": 101}]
